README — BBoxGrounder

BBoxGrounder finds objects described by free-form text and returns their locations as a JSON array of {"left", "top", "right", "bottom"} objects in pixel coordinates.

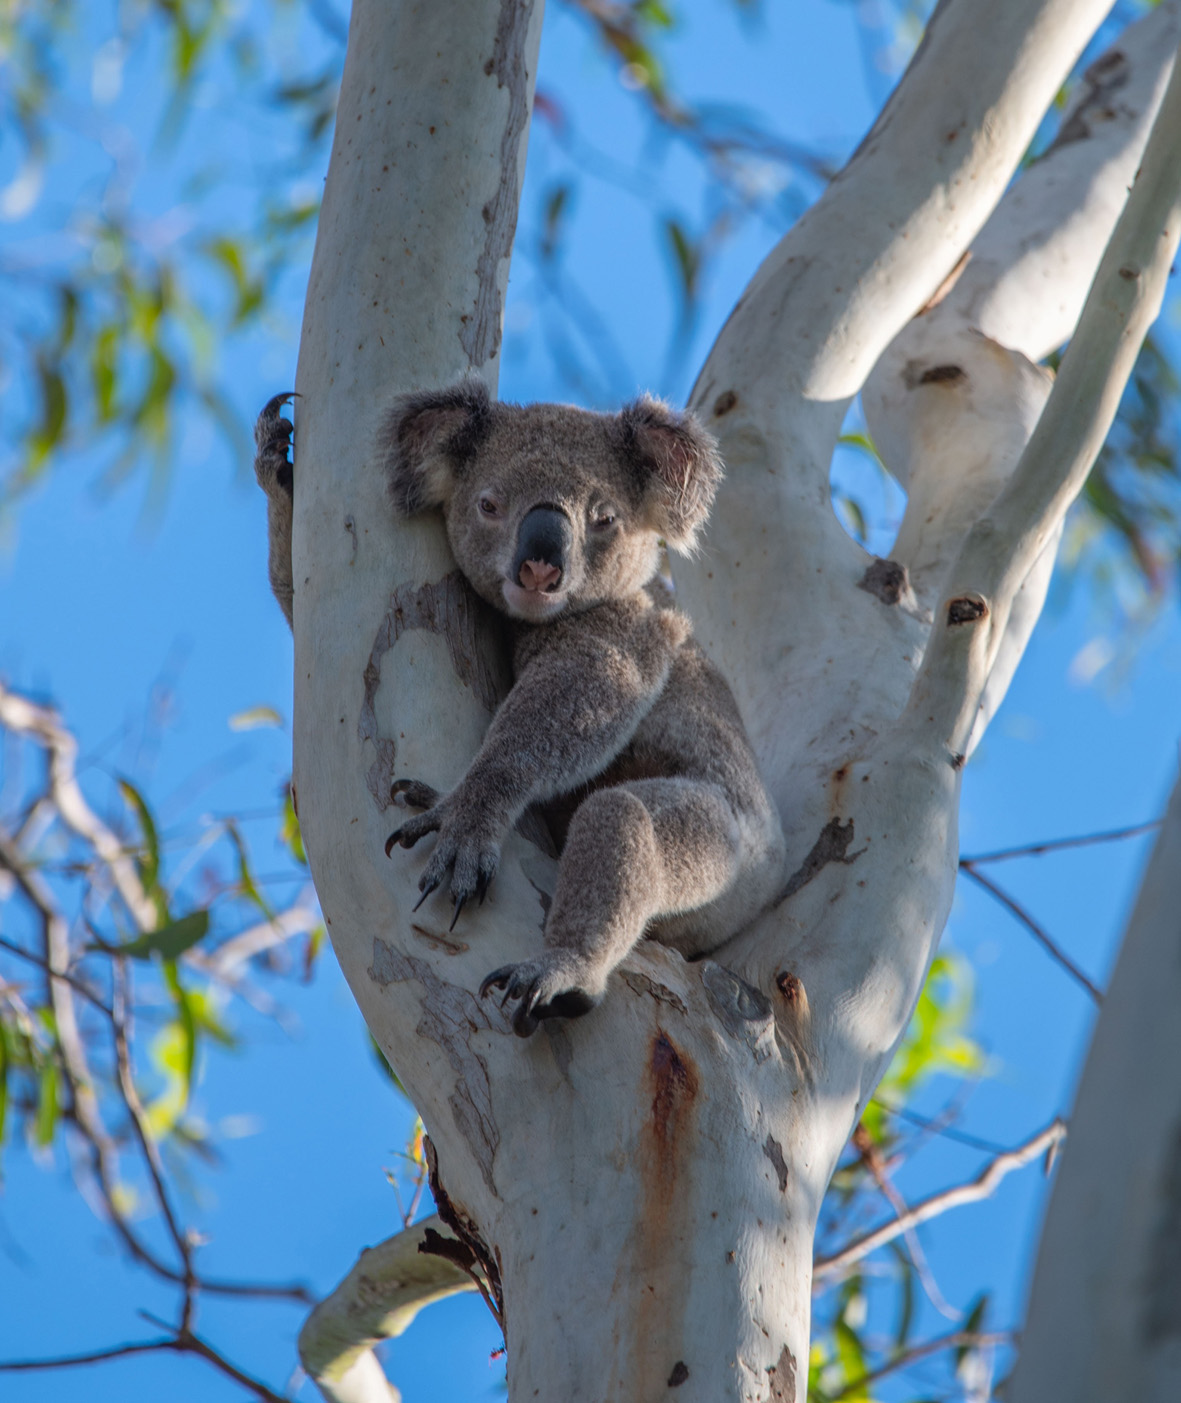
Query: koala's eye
[
  {"left": 478, "top": 496, "right": 502, "bottom": 518},
  {"left": 592, "top": 510, "right": 617, "bottom": 531}
]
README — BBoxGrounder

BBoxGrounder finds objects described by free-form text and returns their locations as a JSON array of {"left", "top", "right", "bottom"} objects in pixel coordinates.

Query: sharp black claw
[
  {"left": 384, "top": 830, "right": 402, "bottom": 858},
  {"left": 479, "top": 967, "right": 513, "bottom": 1000},
  {"left": 475, "top": 871, "right": 490, "bottom": 906},
  {"left": 450, "top": 894, "right": 466, "bottom": 931},
  {"left": 413, "top": 878, "right": 440, "bottom": 912}
]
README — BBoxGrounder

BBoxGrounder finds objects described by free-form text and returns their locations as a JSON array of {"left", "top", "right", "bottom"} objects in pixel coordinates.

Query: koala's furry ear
[
  {"left": 618, "top": 395, "right": 724, "bottom": 552},
  {"left": 380, "top": 378, "right": 494, "bottom": 515}
]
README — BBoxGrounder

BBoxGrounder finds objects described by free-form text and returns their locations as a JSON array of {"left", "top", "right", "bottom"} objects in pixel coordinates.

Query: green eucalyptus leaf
[
  {"left": 957, "top": 1292, "right": 990, "bottom": 1369},
  {"left": 35, "top": 1060, "right": 59, "bottom": 1148},
  {"left": 109, "top": 910, "right": 210, "bottom": 963}
]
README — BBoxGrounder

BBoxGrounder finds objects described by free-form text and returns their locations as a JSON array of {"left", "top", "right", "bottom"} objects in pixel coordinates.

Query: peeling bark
[
  {"left": 775, "top": 818, "right": 861, "bottom": 906},
  {"left": 359, "top": 573, "right": 508, "bottom": 811},
  {"left": 367, "top": 938, "right": 500, "bottom": 1194}
]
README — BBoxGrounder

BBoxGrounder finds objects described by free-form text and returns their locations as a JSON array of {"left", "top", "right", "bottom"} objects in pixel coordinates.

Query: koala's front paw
[
  {"left": 385, "top": 781, "right": 500, "bottom": 929},
  {"left": 479, "top": 958, "right": 599, "bottom": 1038},
  {"left": 254, "top": 393, "right": 297, "bottom": 497}
]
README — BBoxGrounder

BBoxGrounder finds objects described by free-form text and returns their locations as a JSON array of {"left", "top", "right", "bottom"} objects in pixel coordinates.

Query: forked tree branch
[
  {"left": 813, "top": 1118, "right": 1066, "bottom": 1286},
  {"left": 0, "top": 684, "right": 158, "bottom": 931},
  {"left": 689, "top": 0, "right": 1111, "bottom": 470},
  {"left": 907, "top": 42, "right": 1181, "bottom": 758}
]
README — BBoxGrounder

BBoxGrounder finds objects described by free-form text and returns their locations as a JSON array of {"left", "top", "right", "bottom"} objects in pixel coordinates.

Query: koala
[{"left": 253, "top": 383, "right": 785, "bottom": 1037}]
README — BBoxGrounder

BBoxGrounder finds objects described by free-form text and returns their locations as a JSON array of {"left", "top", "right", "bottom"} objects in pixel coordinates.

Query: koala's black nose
[{"left": 513, "top": 505, "right": 571, "bottom": 592}]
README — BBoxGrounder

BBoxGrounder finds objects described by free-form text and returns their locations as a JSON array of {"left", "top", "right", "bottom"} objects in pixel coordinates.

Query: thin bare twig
[
  {"left": 0, "top": 1327, "right": 290, "bottom": 1403},
  {"left": 959, "top": 862, "right": 1103, "bottom": 1003},
  {"left": 0, "top": 933, "right": 111, "bottom": 1015},
  {"left": 0, "top": 1338, "right": 175, "bottom": 1372},
  {"left": 871, "top": 1098, "right": 1010, "bottom": 1156},
  {"left": 111, "top": 959, "right": 198, "bottom": 1326},
  {"left": 961, "top": 818, "right": 1162, "bottom": 865},
  {"left": 0, "top": 684, "right": 158, "bottom": 931},
  {"left": 172, "top": 1327, "right": 290, "bottom": 1403},
  {"left": 814, "top": 1118, "right": 1066, "bottom": 1286},
  {"left": 827, "top": 1327, "right": 1015, "bottom": 1401},
  {"left": 851, "top": 1125, "right": 960, "bottom": 1320}
]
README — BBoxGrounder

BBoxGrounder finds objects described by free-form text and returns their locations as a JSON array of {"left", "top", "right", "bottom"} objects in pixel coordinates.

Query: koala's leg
[
  {"left": 253, "top": 393, "right": 297, "bottom": 629},
  {"left": 481, "top": 778, "right": 740, "bottom": 1037}
]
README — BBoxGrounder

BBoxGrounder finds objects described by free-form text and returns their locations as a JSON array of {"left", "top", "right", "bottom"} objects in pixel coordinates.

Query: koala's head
[{"left": 381, "top": 379, "right": 723, "bottom": 623}]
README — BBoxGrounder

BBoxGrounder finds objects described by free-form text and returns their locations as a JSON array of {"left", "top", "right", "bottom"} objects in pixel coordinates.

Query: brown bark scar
[
  {"left": 918, "top": 362, "right": 967, "bottom": 385},
  {"left": 775, "top": 817, "right": 864, "bottom": 906},
  {"left": 359, "top": 571, "right": 509, "bottom": 812},
  {"left": 767, "top": 1344, "right": 798, "bottom": 1402},
  {"left": 1051, "top": 48, "right": 1128, "bottom": 151},
  {"left": 915, "top": 249, "right": 971, "bottom": 315},
  {"left": 763, "top": 1134, "right": 789, "bottom": 1193},
  {"left": 462, "top": 0, "right": 533, "bottom": 364},
  {"left": 621, "top": 968, "right": 689, "bottom": 1015},
  {"left": 367, "top": 937, "right": 500, "bottom": 1194},
  {"left": 857, "top": 557, "right": 912, "bottom": 606},
  {"left": 947, "top": 594, "right": 988, "bottom": 625},
  {"left": 411, "top": 923, "right": 470, "bottom": 955},
  {"left": 651, "top": 1031, "right": 698, "bottom": 1148},
  {"left": 421, "top": 1135, "right": 505, "bottom": 1330}
]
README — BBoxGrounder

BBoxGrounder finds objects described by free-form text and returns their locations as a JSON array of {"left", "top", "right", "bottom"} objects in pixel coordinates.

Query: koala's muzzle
[{"left": 512, "top": 505, "right": 571, "bottom": 592}]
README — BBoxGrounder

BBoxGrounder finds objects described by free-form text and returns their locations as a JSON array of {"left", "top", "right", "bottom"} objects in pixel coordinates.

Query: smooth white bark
[
  {"left": 864, "top": 3, "right": 1180, "bottom": 748},
  {"left": 287, "top": 1, "right": 1177, "bottom": 1397},
  {"left": 1008, "top": 769, "right": 1181, "bottom": 1403},
  {"left": 298, "top": 1217, "right": 473, "bottom": 1403}
]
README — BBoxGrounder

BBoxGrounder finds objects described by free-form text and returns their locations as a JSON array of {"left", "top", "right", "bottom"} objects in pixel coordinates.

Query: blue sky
[{"left": 1, "top": 2, "right": 1178, "bottom": 1399}]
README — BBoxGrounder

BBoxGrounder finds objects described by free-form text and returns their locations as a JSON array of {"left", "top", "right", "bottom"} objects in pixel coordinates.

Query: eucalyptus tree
[{"left": 282, "top": 1, "right": 1181, "bottom": 1399}]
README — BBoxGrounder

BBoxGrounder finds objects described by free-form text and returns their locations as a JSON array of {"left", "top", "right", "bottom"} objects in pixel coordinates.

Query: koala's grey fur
[{"left": 253, "top": 383, "right": 785, "bottom": 1037}]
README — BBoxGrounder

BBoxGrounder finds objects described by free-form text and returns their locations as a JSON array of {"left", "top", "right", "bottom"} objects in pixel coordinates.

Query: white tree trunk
[
  {"left": 288, "top": 1, "right": 1181, "bottom": 1397},
  {"left": 1007, "top": 767, "right": 1181, "bottom": 1403}
]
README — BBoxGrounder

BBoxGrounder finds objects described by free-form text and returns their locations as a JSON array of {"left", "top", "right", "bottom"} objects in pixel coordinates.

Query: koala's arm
[
  {"left": 253, "top": 395, "right": 296, "bottom": 630},
  {"left": 388, "top": 608, "right": 690, "bottom": 904},
  {"left": 465, "top": 611, "right": 687, "bottom": 821}
]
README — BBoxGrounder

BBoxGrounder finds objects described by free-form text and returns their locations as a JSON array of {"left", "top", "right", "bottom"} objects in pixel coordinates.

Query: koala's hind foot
[
  {"left": 385, "top": 779, "right": 500, "bottom": 929},
  {"left": 479, "top": 958, "right": 598, "bottom": 1039},
  {"left": 253, "top": 392, "right": 299, "bottom": 627},
  {"left": 254, "top": 393, "right": 297, "bottom": 497}
]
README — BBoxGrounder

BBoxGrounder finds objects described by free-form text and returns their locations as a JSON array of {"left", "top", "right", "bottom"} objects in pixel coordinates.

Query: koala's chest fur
[{"left": 510, "top": 594, "right": 768, "bottom": 852}]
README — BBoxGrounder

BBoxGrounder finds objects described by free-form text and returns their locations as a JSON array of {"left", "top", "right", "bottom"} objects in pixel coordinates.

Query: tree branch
[
  {"left": 0, "top": 684, "right": 158, "bottom": 931},
  {"left": 813, "top": 1118, "right": 1066, "bottom": 1287},
  {"left": 298, "top": 1217, "right": 475, "bottom": 1403},
  {"left": 827, "top": 1327, "right": 1014, "bottom": 1402},
  {"left": 961, "top": 818, "right": 1163, "bottom": 865},
  {"left": 907, "top": 41, "right": 1181, "bottom": 758},
  {"left": 688, "top": 0, "right": 1110, "bottom": 468},
  {"left": 0, "top": 1339, "right": 175, "bottom": 1372},
  {"left": 959, "top": 863, "right": 1103, "bottom": 1003}
]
